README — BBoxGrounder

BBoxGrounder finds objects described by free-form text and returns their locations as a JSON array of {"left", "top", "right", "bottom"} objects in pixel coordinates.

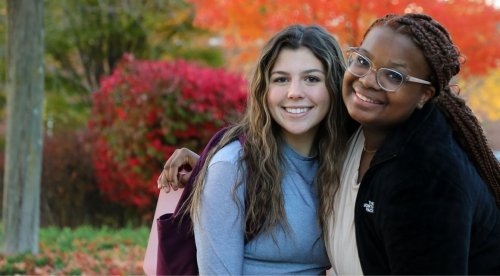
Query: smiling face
[
  {"left": 342, "top": 26, "right": 435, "bottom": 131},
  {"left": 267, "top": 47, "right": 330, "bottom": 152}
]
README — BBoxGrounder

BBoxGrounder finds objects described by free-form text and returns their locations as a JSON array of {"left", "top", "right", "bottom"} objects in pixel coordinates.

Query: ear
[{"left": 417, "top": 86, "right": 436, "bottom": 109}]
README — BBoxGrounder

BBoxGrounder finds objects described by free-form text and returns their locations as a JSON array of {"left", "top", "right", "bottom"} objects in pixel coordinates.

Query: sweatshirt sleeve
[{"left": 193, "top": 157, "right": 245, "bottom": 275}]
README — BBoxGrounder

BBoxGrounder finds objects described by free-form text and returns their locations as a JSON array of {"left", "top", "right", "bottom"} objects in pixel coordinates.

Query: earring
[{"left": 417, "top": 101, "right": 425, "bottom": 109}]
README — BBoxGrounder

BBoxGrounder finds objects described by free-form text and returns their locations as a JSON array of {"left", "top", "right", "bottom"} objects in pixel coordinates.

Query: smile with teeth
[
  {"left": 284, "top": 107, "right": 311, "bottom": 114},
  {"left": 355, "top": 91, "right": 381, "bottom": 104}
]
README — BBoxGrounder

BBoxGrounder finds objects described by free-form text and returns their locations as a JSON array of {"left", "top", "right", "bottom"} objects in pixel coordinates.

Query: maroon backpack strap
[
  {"left": 173, "top": 126, "right": 231, "bottom": 215},
  {"left": 157, "top": 127, "right": 231, "bottom": 275},
  {"left": 157, "top": 126, "right": 246, "bottom": 275}
]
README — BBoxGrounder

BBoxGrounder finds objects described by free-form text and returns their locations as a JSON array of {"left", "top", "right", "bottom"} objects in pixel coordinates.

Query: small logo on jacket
[{"left": 364, "top": 201, "right": 374, "bottom": 213}]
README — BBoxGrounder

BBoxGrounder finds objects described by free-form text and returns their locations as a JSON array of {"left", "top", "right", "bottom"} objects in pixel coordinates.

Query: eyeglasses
[{"left": 347, "top": 47, "right": 431, "bottom": 92}]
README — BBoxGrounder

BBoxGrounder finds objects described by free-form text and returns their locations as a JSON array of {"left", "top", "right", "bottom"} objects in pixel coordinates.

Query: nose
[
  {"left": 287, "top": 79, "right": 304, "bottom": 99},
  {"left": 358, "top": 68, "right": 381, "bottom": 90}
]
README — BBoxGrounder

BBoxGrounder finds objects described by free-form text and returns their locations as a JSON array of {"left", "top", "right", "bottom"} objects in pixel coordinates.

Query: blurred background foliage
[
  {"left": 0, "top": 0, "right": 228, "bottom": 227},
  {"left": 0, "top": 0, "right": 498, "bottom": 229},
  {"left": 43, "top": 0, "right": 223, "bottom": 131}
]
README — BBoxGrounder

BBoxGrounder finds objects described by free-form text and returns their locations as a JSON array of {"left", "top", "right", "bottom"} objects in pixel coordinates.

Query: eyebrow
[
  {"left": 271, "top": 69, "right": 325, "bottom": 75},
  {"left": 387, "top": 61, "right": 408, "bottom": 70},
  {"left": 357, "top": 48, "right": 409, "bottom": 70}
]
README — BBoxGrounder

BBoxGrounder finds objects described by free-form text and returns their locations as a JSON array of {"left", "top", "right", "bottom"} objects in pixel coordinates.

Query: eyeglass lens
[{"left": 348, "top": 51, "right": 404, "bottom": 92}]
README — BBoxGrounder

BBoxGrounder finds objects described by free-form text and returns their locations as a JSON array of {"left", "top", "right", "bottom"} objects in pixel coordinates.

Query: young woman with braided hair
[
  {"left": 406, "top": 15, "right": 500, "bottom": 205},
  {"left": 339, "top": 13, "right": 500, "bottom": 274},
  {"left": 159, "top": 13, "right": 500, "bottom": 275}
]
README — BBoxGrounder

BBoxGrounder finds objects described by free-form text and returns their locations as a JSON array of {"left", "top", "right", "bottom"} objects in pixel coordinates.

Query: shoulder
[
  {"left": 201, "top": 140, "right": 245, "bottom": 199},
  {"left": 395, "top": 106, "right": 474, "bottom": 182},
  {"left": 375, "top": 142, "right": 483, "bottom": 211},
  {"left": 204, "top": 140, "right": 245, "bottom": 191},
  {"left": 370, "top": 109, "right": 483, "bottom": 201},
  {"left": 209, "top": 140, "right": 243, "bottom": 167}
]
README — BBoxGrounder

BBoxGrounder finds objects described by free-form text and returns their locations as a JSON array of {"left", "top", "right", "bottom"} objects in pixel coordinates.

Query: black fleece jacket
[{"left": 355, "top": 103, "right": 500, "bottom": 274}]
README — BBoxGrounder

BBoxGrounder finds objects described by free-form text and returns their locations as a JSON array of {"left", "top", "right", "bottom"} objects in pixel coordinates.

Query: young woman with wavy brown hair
[{"left": 159, "top": 24, "right": 353, "bottom": 274}]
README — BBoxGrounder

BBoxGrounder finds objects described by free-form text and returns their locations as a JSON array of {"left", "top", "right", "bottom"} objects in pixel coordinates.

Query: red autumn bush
[{"left": 90, "top": 54, "right": 247, "bottom": 214}]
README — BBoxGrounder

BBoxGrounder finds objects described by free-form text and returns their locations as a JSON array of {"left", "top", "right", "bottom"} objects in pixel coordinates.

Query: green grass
[
  {"left": 39, "top": 225, "right": 149, "bottom": 252},
  {"left": 0, "top": 222, "right": 150, "bottom": 275}
]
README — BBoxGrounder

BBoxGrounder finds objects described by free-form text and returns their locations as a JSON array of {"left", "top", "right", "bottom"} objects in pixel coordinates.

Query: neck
[
  {"left": 362, "top": 127, "right": 388, "bottom": 153},
  {"left": 282, "top": 130, "right": 317, "bottom": 157},
  {"left": 363, "top": 145, "right": 378, "bottom": 154}
]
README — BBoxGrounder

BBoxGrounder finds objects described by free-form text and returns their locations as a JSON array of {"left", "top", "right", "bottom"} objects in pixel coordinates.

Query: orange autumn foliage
[
  {"left": 464, "top": 69, "right": 500, "bottom": 121},
  {"left": 188, "top": 0, "right": 499, "bottom": 77}
]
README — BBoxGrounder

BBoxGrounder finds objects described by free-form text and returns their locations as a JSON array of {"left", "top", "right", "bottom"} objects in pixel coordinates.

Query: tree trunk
[{"left": 2, "top": 0, "right": 44, "bottom": 254}]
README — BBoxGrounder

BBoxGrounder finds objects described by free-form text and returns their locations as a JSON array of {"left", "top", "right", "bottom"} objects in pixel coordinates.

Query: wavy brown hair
[
  {"left": 188, "top": 24, "right": 355, "bottom": 241},
  {"left": 366, "top": 13, "right": 500, "bottom": 207}
]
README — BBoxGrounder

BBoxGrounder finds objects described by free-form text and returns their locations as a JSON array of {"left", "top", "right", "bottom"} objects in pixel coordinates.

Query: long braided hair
[{"left": 366, "top": 13, "right": 500, "bottom": 207}]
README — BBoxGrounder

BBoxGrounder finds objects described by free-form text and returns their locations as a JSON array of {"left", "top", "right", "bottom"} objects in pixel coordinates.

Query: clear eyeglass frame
[{"left": 346, "top": 47, "right": 431, "bottom": 92}]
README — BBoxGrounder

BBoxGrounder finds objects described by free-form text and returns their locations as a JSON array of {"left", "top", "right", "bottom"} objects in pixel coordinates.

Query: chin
[
  {"left": 347, "top": 110, "right": 373, "bottom": 126},
  {"left": 283, "top": 126, "right": 317, "bottom": 137}
]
